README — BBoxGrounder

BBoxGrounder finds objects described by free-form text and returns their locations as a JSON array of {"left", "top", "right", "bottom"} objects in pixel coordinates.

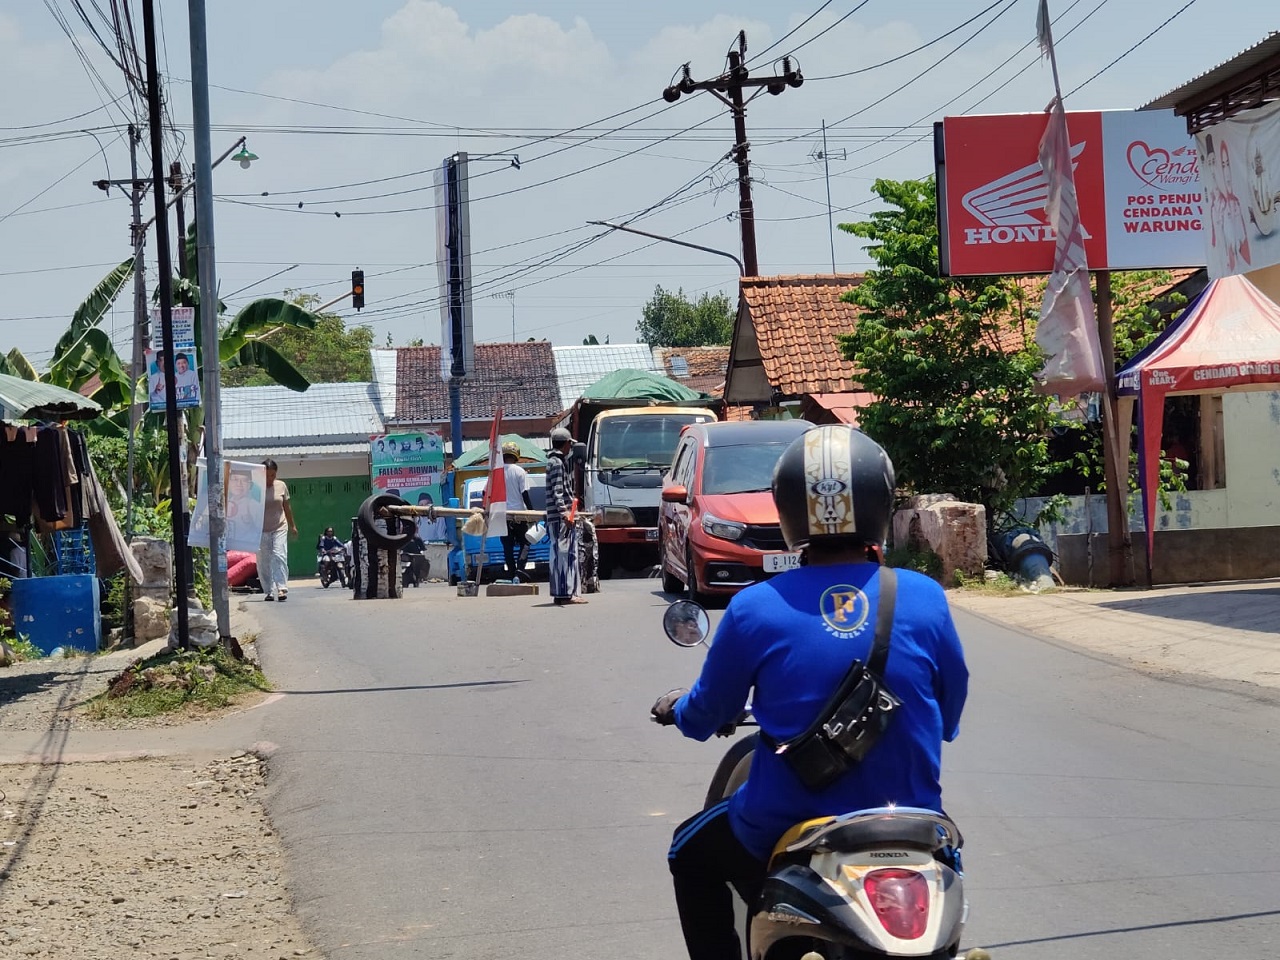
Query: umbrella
[{"left": 0, "top": 372, "right": 102, "bottom": 421}]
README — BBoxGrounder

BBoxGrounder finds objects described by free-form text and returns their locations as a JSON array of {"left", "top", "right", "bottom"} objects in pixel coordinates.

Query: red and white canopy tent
[{"left": 1115, "top": 274, "right": 1280, "bottom": 572}]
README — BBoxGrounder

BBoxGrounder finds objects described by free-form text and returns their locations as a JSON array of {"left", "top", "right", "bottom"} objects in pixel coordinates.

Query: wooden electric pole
[{"left": 662, "top": 31, "right": 803, "bottom": 277}]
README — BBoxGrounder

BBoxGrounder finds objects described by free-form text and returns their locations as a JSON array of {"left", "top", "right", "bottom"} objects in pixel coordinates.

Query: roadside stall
[
  {"left": 1116, "top": 274, "right": 1280, "bottom": 582},
  {"left": 0, "top": 373, "right": 142, "bottom": 655}
]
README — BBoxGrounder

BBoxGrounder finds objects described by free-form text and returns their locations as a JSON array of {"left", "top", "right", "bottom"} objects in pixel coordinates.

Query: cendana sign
[{"left": 937, "top": 110, "right": 1205, "bottom": 276}]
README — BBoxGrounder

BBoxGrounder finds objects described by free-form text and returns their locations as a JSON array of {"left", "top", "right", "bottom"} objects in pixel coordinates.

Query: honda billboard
[{"left": 936, "top": 110, "right": 1205, "bottom": 276}]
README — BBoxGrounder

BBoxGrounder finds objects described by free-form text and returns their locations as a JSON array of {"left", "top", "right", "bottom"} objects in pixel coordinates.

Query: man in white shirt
[
  {"left": 174, "top": 353, "right": 200, "bottom": 403},
  {"left": 499, "top": 441, "right": 534, "bottom": 581}
]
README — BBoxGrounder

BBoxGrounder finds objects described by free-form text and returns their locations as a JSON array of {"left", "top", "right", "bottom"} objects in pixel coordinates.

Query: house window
[{"left": 1162, "top": 395, "right": 1225, "bottom": 491}]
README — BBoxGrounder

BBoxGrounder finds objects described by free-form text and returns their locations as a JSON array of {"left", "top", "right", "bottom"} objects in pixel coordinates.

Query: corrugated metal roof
[
  {"left": 553, "top": 343, "right": 660, "bottom": 409},
  {"left": 223, "top": 442, "right": 371, "bottom": 459},
  {"left": 222, "top": 382, "right": 385, "bottom": 445},
  {"left": 1143, "top": 32, "right": 1280, "bottom": 110},
  {"left": 369, "top": 348, "right": 398, "bottom": 418}
]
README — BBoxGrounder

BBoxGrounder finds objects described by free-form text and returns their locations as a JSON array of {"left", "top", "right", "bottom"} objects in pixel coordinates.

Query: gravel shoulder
[{"left": 0, "top": 613, "right": 321, "bottom": 959}]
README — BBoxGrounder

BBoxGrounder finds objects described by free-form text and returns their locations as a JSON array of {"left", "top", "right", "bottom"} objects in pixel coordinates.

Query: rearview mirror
[
  {"left": 662, "top": 485, "right": 689, "bottom": 504},
  {"left": 663, "top": 600, "right": 710, "bottom": 647}
]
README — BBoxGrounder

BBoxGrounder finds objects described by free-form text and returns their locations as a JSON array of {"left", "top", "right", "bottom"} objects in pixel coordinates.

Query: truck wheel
[
  {"left": 661, "top": 560, "right": 682, "bottom": 595},
  {"left": 357, "top": 494, "right": 411, "bottom": 551}
]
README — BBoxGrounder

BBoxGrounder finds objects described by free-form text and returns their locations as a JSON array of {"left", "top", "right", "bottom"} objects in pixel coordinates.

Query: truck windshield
[
  {"left": 702, "top": 442, "right": 792, "bottom": 496},
  {"left": 596, "top": 414, "right": 706, "bottom": 471}
]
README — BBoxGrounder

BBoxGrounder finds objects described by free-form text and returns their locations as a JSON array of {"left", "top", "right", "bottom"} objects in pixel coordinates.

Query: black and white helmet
[{"left": 771, "top": 425, "right": 895, "bottom": 552}]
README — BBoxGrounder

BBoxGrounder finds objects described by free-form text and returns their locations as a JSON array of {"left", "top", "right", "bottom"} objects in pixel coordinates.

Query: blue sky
[{"left": 2, "top": 1, "right": 1276, "bottom": 371}]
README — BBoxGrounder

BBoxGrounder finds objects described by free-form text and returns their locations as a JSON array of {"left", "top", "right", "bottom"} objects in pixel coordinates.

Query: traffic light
[{"left": 351, "top": 269, "right": 365, "bottom": 311}]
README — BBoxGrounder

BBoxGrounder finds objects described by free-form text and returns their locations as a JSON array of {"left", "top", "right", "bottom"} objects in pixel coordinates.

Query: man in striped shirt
[{"left": 545, "top": 427, "right": 587, "bottom": 605}]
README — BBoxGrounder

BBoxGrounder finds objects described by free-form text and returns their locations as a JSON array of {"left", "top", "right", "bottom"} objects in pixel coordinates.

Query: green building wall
[{"left": 284, "top": 475, "right": 372, "bottom": 577}]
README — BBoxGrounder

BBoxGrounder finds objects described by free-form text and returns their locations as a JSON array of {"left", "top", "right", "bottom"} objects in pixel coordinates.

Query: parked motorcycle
[
  {"left": 317, "top": 547, "right": 350, "bottom": 589},
  {"left": 658, "top": 600, "right": 988, "bottom": 960}
]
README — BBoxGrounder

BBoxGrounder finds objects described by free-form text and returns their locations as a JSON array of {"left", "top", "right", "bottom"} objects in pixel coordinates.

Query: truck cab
[{"left": 583, "top": 406, "right": 715, "bottom": 575}]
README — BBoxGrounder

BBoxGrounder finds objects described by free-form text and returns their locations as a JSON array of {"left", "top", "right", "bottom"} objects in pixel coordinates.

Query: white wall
[
  {"left": 226, "top": 453, "right": 369, "bottom": 481},
  {"left": 1018, "top": 389, "right": 1280, "bottom": 552}
]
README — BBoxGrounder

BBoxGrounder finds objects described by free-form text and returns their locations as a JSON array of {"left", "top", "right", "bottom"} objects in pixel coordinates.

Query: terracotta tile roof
[
  {"left": 722, "top": 404, "right": 755, "bottom": 422},
  {"left": 390, "top": 343, "right": 561, "bottom": 424},
  {"left": 740, "top": 274, "right": 865, "bottom": 396},
  {"left": 653, "top": 345, "right": 731, "bottom": 397}
]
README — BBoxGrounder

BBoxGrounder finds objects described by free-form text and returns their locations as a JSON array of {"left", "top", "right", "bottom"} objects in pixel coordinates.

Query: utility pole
[
  {"left": 188, "top": 0, "right": 233, "bottom": 647},
  {"left": 662, "top": 31, "right": 803, "bottom": 277},
  {"left": 810, "top": 120, "right": 847, "bottom": 275},
  {"left": 141, "top": 0, "right": 190, "bottom": 650},
  {"left": 99, "top": 124, "right": 147, "bottom": 539},
  {"left": 169, "top": 160, "right": 195, "bottom": 600}
]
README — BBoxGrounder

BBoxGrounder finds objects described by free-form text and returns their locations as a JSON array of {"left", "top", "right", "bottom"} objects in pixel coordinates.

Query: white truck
[{"left": 571, "top": 404, "right": 716, "bottom": 577}]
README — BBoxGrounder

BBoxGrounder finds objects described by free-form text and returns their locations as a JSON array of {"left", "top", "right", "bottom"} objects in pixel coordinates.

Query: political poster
[
  {"left": 937, "top": 109, "right": 1205, "bottom": 276},
  {"left": 1195, "top": 100, "right": 1280, "bottom": 278},
  {"left": 188, "top": 459, "right": 267, "bottom": 553},
  {"left": 147, "top": 306, "right": 200, "bottom": 411},
  {"left": 370, "top": 432, "right": 449, "bottom": 541}
]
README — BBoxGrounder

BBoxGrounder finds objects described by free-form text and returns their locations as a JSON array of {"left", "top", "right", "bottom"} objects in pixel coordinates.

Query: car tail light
[{"left": 863, "top": 868, "right": 929, "bottom": 940}]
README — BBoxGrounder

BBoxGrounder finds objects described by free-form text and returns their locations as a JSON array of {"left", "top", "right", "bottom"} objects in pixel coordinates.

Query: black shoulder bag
[{"left": 761, "top": 566, "right": 903, "bottom": 792}]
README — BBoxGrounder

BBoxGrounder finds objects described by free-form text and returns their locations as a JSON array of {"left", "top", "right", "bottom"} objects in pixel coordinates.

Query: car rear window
[{"left": 702, "top": 443, "right": 792, "bottom": 496}]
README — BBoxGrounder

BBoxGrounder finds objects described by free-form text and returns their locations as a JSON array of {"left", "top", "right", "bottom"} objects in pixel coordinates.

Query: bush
[{"left": 885, "top": 545, "right": 943, "bottom": 579}]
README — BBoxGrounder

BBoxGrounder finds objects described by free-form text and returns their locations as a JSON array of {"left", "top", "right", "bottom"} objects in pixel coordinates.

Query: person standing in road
[
  {"left": 499, "top": 441, "right": 534, "bottom": 581},
  {"left": 545, "top": 428, "right": 586, "bottom": 605},
  {"left": 258, "top": 458, "right": 299, "bottom": 601}
]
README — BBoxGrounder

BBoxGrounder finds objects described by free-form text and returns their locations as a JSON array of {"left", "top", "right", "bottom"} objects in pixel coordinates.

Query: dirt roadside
[{"left": 0, "top": 627, "right": 320, "bottom": 960}]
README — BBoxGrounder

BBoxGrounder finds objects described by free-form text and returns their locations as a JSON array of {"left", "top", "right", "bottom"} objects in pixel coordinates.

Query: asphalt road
[{"left": 251, "top": 577, "right": 1280, "bottom": 960}]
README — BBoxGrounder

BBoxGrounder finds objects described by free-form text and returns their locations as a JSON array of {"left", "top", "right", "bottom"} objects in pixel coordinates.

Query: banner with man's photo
[
  {"left": 188, "top": 459, "right": 267, "bottom": 552},
  {"left": 370, "top": 432, "right": 450, "bottom": 541},
  {"left": 1196, "top": 100, "right": 1280, "bottom": 278}
]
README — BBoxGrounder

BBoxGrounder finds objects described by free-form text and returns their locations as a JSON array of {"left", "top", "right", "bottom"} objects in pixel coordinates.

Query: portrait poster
[{"left": 188, "top": 459, "right": 267, "bottom": 552}]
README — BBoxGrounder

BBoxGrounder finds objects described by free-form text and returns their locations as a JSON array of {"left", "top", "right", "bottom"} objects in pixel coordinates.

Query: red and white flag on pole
[
  {"left": 482, "top": 408, "right": 507, "bottom": 537},
  {"left": 1033, "top": 3, "right": 1105, "bottom": 398}
]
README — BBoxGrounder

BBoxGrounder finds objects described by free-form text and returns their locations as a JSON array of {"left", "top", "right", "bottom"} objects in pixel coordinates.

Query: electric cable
[
  {"left": 0, "top": 131, "right": 125, "bottom": 226},
  {"left": 744, "top": 0, "right": 838, "bottom": 66},
  {"left": 1063, "top": 0, "right": 1198, "bottom": 100},
  {"left": 806, "top": 0, "right": 1012, "bottom": 80}
]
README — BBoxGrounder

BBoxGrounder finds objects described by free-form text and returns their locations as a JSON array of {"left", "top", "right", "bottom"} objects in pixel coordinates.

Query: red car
[{"left": 659, "top": 419, "right": 814, "bottom": 601}]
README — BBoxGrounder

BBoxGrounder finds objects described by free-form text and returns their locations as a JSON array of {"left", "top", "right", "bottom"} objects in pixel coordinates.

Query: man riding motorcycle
[
  {"left": 316, "top": 526, "right": 349, "bottom": 588},
  {"left": 651, "top": 425, "right": 969, "bottom": 960}
]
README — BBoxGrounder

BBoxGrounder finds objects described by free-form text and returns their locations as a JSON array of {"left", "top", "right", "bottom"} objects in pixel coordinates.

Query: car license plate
[
  {"left": 763, "top": 552, "right": 801, "bottom": 572},
  {"left": 645, "top": 529, "right": 659, "bottom": 541}
]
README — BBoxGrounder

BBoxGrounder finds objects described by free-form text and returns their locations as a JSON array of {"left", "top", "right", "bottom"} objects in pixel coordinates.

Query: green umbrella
[{"left": 0, "top": 372, "right": 102, "bottom": 421}]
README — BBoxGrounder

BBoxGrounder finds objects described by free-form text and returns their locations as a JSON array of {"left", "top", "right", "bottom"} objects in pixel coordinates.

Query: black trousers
[
  {"left": 668, "top": 801, "right": 767, "bottom": 960},
  {"left": 500, "top": 521, "right": 529, "bottom": 578}
]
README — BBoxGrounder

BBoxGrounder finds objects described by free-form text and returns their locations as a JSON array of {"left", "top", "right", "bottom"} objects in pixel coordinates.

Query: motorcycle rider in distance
[
  {"left": 317, "top": 526, "right": 348, "bottom": 588},
  {"left": 651, "top": 425, "right": 969, "bottom": 960}
]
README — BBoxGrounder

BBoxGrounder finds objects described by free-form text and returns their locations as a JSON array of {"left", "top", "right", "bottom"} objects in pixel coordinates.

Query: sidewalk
[
  {"left": 0, "top": 605, "right": 274, "bottom": 766},
  {"left": 948, "top": 577, "right": 1280, "bottom": 694}
]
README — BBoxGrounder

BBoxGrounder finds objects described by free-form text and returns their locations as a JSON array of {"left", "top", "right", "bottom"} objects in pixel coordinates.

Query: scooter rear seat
[{"left": 792, "top": 816, "right": 942, "bottom": 854}]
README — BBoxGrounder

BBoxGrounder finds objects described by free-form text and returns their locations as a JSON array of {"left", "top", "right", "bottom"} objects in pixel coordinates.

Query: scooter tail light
[{"left": 863, "top": 868, "right": 929, "bottom": 940}]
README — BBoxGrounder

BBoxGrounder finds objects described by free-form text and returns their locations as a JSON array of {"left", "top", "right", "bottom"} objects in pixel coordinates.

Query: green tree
[
  {"left": 222, "top": 292, "right": 374, "bottom": 386},
  {"left": 637, "top": 286, "right": 734, "bottom": 347},
  {"left": 837, "top": 177, "right": 1069, "bottom": 516}
]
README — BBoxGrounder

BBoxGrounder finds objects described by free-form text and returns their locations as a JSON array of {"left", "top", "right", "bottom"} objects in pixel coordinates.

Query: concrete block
[
  {"left": 485, "top": 583, "right": 540, "bottom": 597},
  {"left": 892, "top": 494, "right": 987, "bottom": 584}
]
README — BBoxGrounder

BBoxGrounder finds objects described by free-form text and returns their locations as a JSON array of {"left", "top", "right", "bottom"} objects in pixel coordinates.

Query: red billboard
[{"left": 937, "top": 110, "right": 1205, "bottom": 276}]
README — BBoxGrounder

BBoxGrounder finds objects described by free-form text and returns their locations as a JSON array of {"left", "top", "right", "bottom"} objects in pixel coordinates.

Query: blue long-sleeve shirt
[{"left": 674, "top": 562, "right": 968, "bottom": 861}]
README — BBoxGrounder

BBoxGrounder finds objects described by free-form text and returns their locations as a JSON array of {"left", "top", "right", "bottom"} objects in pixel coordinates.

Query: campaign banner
[
  {"left": 937, "top": 110, "right": 1205, "bottom": 276},
  {"left": 1195, "top": 100, "right": 1280, "bottom": 278},
  {"left": 146, "top": 306, "right": 200, "bottom": 411},
  {"left": 370, "top": 432, "right": 449, "bottom": 541},
  {"left": 188, "top": 459, "right": 267, "bottom": 553}
]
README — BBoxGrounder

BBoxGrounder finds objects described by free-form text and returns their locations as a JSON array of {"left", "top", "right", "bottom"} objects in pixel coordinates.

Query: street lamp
[
  {"left": 231, "top": 146, "right": 258, "bottom": 169},
  {"left": 588, "top": 220, "right": 745, "bottom": 276}
]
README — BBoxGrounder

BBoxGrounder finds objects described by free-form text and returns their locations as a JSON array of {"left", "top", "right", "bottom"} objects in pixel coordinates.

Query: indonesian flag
[
  {"left": 1034, "top": 95, "right": 1105, "bottom": 397},
  {"left": 482, "top": 407, "right": 507, "bottom": 537}
]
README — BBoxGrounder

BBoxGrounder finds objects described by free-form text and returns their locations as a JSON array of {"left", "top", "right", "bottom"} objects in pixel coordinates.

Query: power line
[
  {"left": 0, "top": 131, "right": 124, "bottom": 226},
  {"left": 806, "top": 0, "right": 1012, "bottom": 80},
  {"left": 745, "top": 0, "right": 839, "bottom": 66},
  {"left": 1064, "top": 0, "right": 1198, "bottom": 100}
]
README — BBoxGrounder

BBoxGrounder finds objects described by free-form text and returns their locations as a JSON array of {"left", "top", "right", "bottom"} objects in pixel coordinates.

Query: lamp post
[{"left": 588, "top": 221, "right": 745, "bottom": 275}]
